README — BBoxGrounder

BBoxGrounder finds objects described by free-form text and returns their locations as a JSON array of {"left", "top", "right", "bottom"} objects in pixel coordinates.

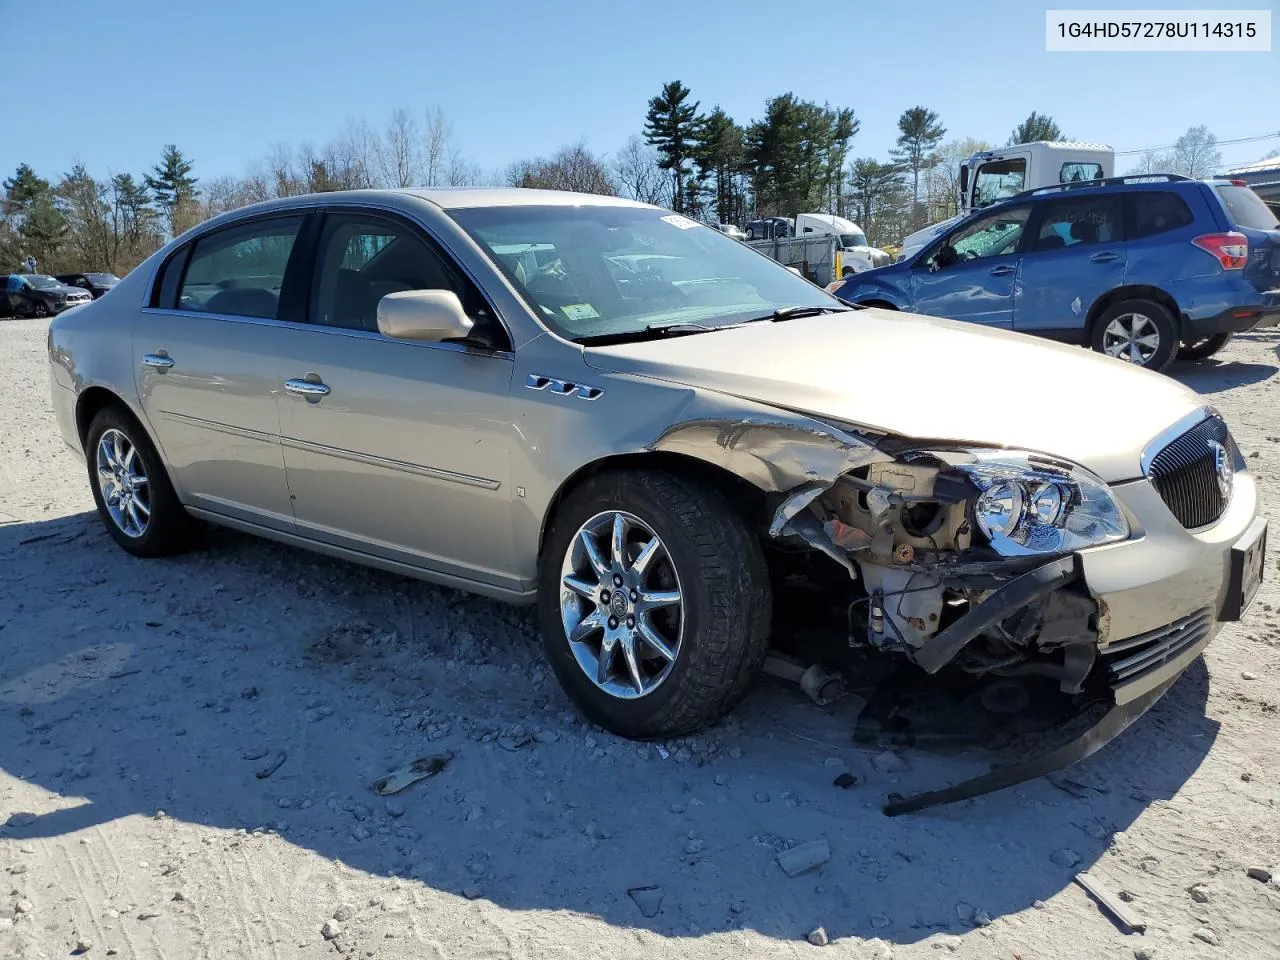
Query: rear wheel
[
  {"left": 86, "top": 406, "right": 200, "bottom": 557},
  {"left": 1091, "top": 298, "right": 1178, "bottom": 371},
  {"left": 538, "top": 469, "right": 772, "bottom": 739},
  {"left": 1177, "top": 333, "right": 1233, "bottom": 363}
]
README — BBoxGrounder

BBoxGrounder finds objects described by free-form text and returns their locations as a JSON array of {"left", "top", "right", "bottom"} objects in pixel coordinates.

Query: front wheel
[
  {"left": 1177, "top": 333, "right": 1233, "bottom": 363},
  {"left": 1091, "top": 298, "right": 1178, "bottom": 371},
  {"left": 32, "top": 301, "right": 49, "bottom": 318},
  {"left": 538, "top": 470, "right": 772, "bottom": 739}
]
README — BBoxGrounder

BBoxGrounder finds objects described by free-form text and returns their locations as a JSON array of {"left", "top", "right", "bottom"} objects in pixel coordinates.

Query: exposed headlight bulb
[
  {"left": 974, "top": 480, "right": 1025, "bottom": 539},
  {"left": 1031, "top": 482, "right": 1064, "bottom": 526}
]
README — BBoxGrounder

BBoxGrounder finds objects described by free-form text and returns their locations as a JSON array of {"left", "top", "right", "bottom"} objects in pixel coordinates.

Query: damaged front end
[
  {"left": 770, "top": 446, "right": 1130, "bottom": 691},
  {"left": 766, "top": 441, "right": 1150, "bottom": 812}
]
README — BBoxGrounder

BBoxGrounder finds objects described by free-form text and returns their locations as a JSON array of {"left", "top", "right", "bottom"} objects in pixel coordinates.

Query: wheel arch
[
  {"left": 75, "top": 385, "right": 137, "bottom": 449},
  {"left": 855, "top": 298, "right": 900, "bottom": 310},
  {"left": 536, "top": 451, "right": 767, "bottom": 559},
  {"left": 1086, "top": 285, "right": 1182, "bottom": 339}
]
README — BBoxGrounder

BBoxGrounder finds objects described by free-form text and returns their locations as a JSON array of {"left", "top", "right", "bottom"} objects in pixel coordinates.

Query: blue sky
[{"left": 4, "top": 0, "right": 1277, "bottom": 184}]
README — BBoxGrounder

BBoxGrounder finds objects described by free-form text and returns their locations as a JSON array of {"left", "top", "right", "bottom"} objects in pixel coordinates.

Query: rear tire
[
  {"left": 1091, "top": 298, "right": 1178, "bottom": 371},
  {"left": 86, "top": 406, "right": 200, "bottom": 557},
  {"left": 1177, "top": 332, "right": 1232, "bottom": 362},
  {"left": 538, "top": 469, "right": 772, "bottom": 739}
]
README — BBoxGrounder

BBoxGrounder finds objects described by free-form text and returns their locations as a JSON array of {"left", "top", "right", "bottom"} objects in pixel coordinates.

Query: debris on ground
[
  {"left": 627, "top": 885, "right": 663, "bottom": 918},
  {"left": 1188, "top": 883, "right": 1210, "bottom": 903},
  {"left": 1050, "top": 848, "right": 1082, "bottom": 868},
  {"left": 832, "top": 772, "right": 857, "bottom": 789},
  {"left": 497, "top": 732, "right": 533, "bottom": 752},
  {"left": 73, "top": 938, "right": 93, "bottom": 954},
  {"left": 255, "top": 752, "right": 287, "bottom": 779},
  {"left": 1074, "top": 872, "right": 1147, "bottom": 934},
  {"left": 1193, "top": 927, "right": 1219, "bottom": 946},
  {"left": 371, "top": 752, "right": 453, "bottom": 795},
  {"left": 807, "top": 926, "right": 830, "bottom": 946},
  {"left": 321, "top": 918, "right": 342, "bottom": 939},
  {"left": 1246, "top": 866, "right": 1273, "bottom": 883},
  {"left": 871, "top": 751, "right": 909, "bottom": 773},
  {"left": 778, "top": 839, "right": 831, "bottom": 878}
]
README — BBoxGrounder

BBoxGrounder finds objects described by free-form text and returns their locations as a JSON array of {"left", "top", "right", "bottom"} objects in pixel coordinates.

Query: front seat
[{"left": 1069, "top": 218, "right": 1099, "bottom": 245}]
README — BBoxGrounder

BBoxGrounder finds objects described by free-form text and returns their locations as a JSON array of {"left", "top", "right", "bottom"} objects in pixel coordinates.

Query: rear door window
[
  {"left": 1125, "top": 191, "right": 1195, "bottom": 240},
  {"left": 178, "top": 217, "right": 303, "bottom": 319},
  {"left": 1214, "top": 184, "right": 1280, "bottom": 230},
  {"left": 1028, "top": 195, "right": 1122, "bottom": 251}
]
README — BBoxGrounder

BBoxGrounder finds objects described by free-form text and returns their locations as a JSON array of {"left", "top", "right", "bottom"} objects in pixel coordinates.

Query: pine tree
[
  {"left": 890, "top": 107, "right": 946, "bottom": 228},
  {"left": 3, "top": 163, "right": 52, "bottom": 214},
  {"left": 1008, "top": 112, "right": 1064, "bottom": 145},
  {"left": 644, "top": 81, "right": 703, "bottom": 213},
  {"left": 145, "top": 145, "right": 200, "bottom": 236},
  {"left": 696, "top": 107, "right": 746, "bottom": 225}
]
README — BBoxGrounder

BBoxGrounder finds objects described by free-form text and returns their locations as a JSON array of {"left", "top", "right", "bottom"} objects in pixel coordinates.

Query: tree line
[{"left": 0, "top": 90, "right": 1238, "bottom": 277}]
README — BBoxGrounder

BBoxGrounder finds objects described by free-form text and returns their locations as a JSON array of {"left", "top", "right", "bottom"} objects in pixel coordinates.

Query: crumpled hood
[{"left": 584, "top": 309, "right": 1205, "bottom": 482}]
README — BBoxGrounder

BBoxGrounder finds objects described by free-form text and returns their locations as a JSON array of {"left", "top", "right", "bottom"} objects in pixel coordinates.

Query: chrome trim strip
[
  {"left": 279, "top": 435, "right": 500, "bottom": 490},
  {"left": 136, "top": 307, "right": 514, "bottom": 360},
  {"left": 1139, "top": 406, "right": 1212, "bottom": 476},
  {"left": 159, "top": 411, "right": 276, "bottom": 444}
]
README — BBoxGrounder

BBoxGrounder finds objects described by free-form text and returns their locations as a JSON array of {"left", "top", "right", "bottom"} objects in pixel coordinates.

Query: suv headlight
[{"left": 951, "top": 451, "right": 1130, "bottom": 557}]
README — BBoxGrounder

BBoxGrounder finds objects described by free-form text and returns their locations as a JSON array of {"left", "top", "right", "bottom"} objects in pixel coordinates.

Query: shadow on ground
[{"left": 0, "top": 511, "right": 1219, "bottom": 945}]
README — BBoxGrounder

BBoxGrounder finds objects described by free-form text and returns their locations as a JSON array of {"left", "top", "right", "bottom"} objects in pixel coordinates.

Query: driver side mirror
[{"left": 377, "top": 289, "right": 474, "bottom": 343}]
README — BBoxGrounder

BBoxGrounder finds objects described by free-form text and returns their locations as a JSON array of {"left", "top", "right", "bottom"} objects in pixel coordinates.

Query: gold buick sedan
[{"left": 49, "top": 188, "right": 1266, "bottom": 747}]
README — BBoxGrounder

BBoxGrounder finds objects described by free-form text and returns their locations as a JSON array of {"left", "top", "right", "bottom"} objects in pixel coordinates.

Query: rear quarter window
[
  {"left": 1125, "top": 191, "right": 1195, "bottom": 240},
  {"left": 1214, "top": 184, "right": 1280, "bottom": 231}
]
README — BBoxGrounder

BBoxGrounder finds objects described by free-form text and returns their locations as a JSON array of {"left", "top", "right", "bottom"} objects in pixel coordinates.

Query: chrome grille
[
  {"left": 1104, "top": 608, "right": 1213, "bottom": 685},
  {"left": 1147, "top": 415, "right": 1231, "bottom": 529}
]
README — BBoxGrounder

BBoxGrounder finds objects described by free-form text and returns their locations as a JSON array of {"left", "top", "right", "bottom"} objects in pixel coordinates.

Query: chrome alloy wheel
[
  {"left": 1102, "top": 312, "right": 1160, "bottom": 365},
  {"left": 96, "top": 428, "right": 151, "bottom": 538},
  {"left": 559, "top": 510, "right": 684, "bottom": 699}
]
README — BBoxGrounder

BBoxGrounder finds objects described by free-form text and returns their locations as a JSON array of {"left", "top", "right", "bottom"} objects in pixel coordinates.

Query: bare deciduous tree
[
  {"left": 506, "top": 142, "right": 618, "bottom": 196},
  {"left": 613, "top": 135, "right": 672, "bottom": 206}
]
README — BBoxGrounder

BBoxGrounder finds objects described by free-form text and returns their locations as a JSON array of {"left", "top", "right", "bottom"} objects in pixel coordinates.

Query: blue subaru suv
[{"left": 835, "top": 175, "right": 1280, "bottom": 371}]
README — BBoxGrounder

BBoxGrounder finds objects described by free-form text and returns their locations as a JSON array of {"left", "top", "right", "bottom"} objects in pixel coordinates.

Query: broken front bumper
[{"left": 887, "top": 470, "right": 1265, "bottom": 814}]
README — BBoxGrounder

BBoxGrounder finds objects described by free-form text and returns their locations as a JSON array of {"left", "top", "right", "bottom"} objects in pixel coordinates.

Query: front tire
[
  {"left": 86, "top": 406, "right": 199, "bottom": 557},
  {"left": 538, "top": 469, "right": 772, "bottom": 739},
  {"left": 32, "top": 301, "right": 49, "bottom": 318},
  {"left": 1091, "top": 299, "right": 1178, "bottom": 371},
  {"left": 1177, "top": 332, "right": 1232, "bottom": 363}
]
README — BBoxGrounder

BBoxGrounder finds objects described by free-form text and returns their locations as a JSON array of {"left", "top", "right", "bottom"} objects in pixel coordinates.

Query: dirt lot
[{"left": 2, "top": 315, "right": 1279, "bottom": 960}]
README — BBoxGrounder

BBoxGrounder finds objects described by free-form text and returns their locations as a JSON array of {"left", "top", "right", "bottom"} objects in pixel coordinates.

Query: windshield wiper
[
  {"left": 758, "top": 305, "right": 854, "bottom": 322},
  {"left": 577, "top": 322, "right": 719, "bottom": 346}
]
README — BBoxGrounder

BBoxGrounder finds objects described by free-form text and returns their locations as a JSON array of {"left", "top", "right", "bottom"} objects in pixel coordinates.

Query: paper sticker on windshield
[
  {"left": 660, "top": 214, "right": 700, "bottom": 230},
  {"left": 561, "top": 303, "right": 601, "bottom": 321}
]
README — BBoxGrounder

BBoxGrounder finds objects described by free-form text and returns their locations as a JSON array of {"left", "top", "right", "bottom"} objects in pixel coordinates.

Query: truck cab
[{"left": 900, "top": 141, "right": 1115, "bottom": 261}]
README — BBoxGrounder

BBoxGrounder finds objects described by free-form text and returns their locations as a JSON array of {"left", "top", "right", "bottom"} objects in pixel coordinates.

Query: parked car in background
[
  {"left": 836, "top": 174, "right": 1280, "bottom": 370},
  {"left": 47, "top": 188, "right": 1265, "bottom": 751},
  {"left": 2, "top": 274, "right": 93, "bottom": 318},
  {"left": 57, "top": 272, "right": 122, "bottom": 299}
]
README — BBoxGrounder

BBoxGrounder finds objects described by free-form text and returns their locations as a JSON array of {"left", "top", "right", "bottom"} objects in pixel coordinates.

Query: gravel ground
[{"left": 2, "top": 315, "right": 1279, "bottom": 960}]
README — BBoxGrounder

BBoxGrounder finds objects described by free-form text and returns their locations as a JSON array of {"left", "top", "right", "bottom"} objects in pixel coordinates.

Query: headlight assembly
[{"left": 951, "top": 452, "right": 1130, "bottom": 557}]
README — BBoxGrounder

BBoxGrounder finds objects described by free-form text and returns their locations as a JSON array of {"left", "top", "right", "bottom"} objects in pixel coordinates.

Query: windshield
[
  {"left": 1214, "top": 184, "right": 1279, "bottom": 230},
  {"left": 839, "top": 231, "right": 868, "bottom": 249},
  {"left": 450, "top": 205, "right": 840, "bottom": 341},
  {"left": 25, "top": 275, "right": 61, "bottom": 289}
]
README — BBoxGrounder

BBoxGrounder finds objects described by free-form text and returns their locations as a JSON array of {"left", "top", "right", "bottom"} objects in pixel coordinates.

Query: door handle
[
  {"left": 1090, "top": 251, "right": 1120, "bottom": 263},
  {"left": 141, "top": 353, "right": 174, "bottom": 369},
  {"left": 284, "top": 378, "right": 330, "bottom": 397},
  {"left": 989, "top": 265, "right": 1016, "bottom": 276}
]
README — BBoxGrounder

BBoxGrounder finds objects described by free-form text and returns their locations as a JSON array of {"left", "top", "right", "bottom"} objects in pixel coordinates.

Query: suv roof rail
[{"left": 1005, "top": 173, "right": 1195, "bottom": 203}]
